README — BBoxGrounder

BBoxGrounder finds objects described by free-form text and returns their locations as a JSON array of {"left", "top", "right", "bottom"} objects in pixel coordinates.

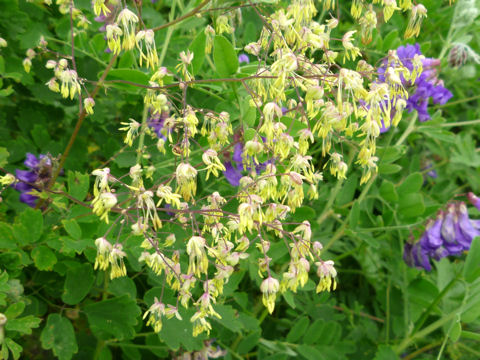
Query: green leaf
[
  {"left": 61, "top": 237, "right": 91, "bottom": 255},
  {"left": 5, "top": 315, "right": 41, "bottom": 335},
  {"left": 461, "top": 298, "right": 480, "bottom": 323},
  {"left": 31, "top": 124, "right": 51, "bottom": 149},
  {"left": 237, "top": 331, "right": 261, "bottom": 354},
  {"left": 189, "top": 31, "right": 206, "bottom": 74},
  {"left": 292, "top": 206, "right": 316, "bottom": 223},
  {"left": 418, "top": 126, "right": 456, "bottom": 143},
  {"left": 241, "top": 99, "right": 257, "bottom": 127},
  {"left": 159, "top": 307, "right": 205, "bottom": 351},
  {"left": 335, "top": 175, "right": 358, "bottom": 206},
  {"left": 84, "top": 295, "right": 141, "bottom": 340},
  {"left": 350, "top": 201, "right": 360, "bottom": 228},
  {"left": 397, "top": 172, "right": 423, "bottom": 194},
  {"left": 398, "top": 193, "right": 425, "bottom": 218},
  {"left": 0, "top": 222, "right": 17, "bottom": 250},
  {"left": 374, "top": 345, "right": 400, "bottom": 360},
  {"left": 379, "top": 181, "right": 398, "bottom": 202},
  {"left": 377, "top": 145, "right": 406, "bottom": 164},
  {"left": 62, "top": 263, "right": 95, "bottom": 305},
  {"left": 463, "top": 237, "right": 480, "bottom": 283},
  {"left": 297, "top": 344, "right": 323, "bottom": 360},
  {"left": 118, "top": 51, "right": 135, "bottom": 68},
  {"left": 5, "top": 338, "right": 22, "bottom": 360},
  {"left": 449, "top": 316, "right": 462, "bottom": 342},
  {"left": 31, "top": 246, "right": 57, "bottom": 271},
  {"left": 282, "top": 291, "right": 296, "bottom": 308},
  {"left": 67, "top": 171, "right": 89, "bottom": 201},
  {"left": 378, "top": 163, "right": 402, "bottom": 174},
  {"left": 103, "top": 69, "right": 149, "bottom": 93},
  {"left": 286, "top": 316, "right": 309, "bottom": 342},
  {"left": 114, "top": 151, "right": 137, "bottom": 168},
  {"left": 303, "top": 319, "right": 324, "bottom": 345},
  {"left": 214, "top": 304, "right": 243, "bottom": 333},
  {"left": 108, "top": 276, "right": 137, "bottom": 299},
  {"left": 213, "top": 35, "right": 239, "bottom": 77},
  {"left": 0, "top": 147, "right": 9, "bottom": 167},
  {"left": 451, "top": 134, "right": 480, "bottom": 167},
  {"left": 40, "top": 314, "right": 78, "bottom": 360},
  {"left": 62, "top": 219, "right": 82, "bottom": 240},
  {"left": 5, "top": 302, "right": 25, "bottom": 319},
  {"left": 244, "top": 128, "right": 257, "bottom": 142},
  {"left": 13, "top": 208, "right": 43, "bottom": 244},
  {"left": 382, "top": 30, "right": 400, "bottom": 52}
]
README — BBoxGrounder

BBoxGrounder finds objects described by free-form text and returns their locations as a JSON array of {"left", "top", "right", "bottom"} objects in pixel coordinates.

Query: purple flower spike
[
  {"left": 238, "top": 54, "right": 249, "bottom": 64},
  {"left": 13, "top": 153, "right": 53, "bottom": 207}
]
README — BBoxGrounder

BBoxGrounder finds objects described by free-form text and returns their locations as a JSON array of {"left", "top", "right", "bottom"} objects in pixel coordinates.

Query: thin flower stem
[
  {"left": 403, "top": 341, "right": 442, "bottom": 360},
  {"left": 457, "top": 343, "right": 480, "bottom": 357},
  {"left": 435, "top": 94, "right": 480, "bottom": 108},
  {"left": 395, "top": 311, "right": 457, "bottom": 354},
  {"left": 437, "top": 119, "right": 480, "bottom": 127},
  {"left": 158, "top": 0, "right": 177, "bottom": 66},
  {"left": 136, "top": 105, "right": 150, "bottom": 164},
  {"left": 461, "top": 330, "right": 480, "bottom": 341},
  {"left": 411, "top": 275, "right": 459, "bottom": 335},
  {"left": 395, "top": 113, "right": 418, "bottom": 146},
  {"left": 152, "top": 0, "right": 211, "bottom": 32},
  {"left": 44, "top": 36, "right": 108, "bottom": 66}
]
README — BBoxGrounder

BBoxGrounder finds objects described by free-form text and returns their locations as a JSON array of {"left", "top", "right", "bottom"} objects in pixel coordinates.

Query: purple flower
[
  {"left": 149, "top": 111, "right": 169, "bottom": 141},
  {"left": 420, "top": 218, "right": 443, "bottom": 250},
  {"left": 421, "top": 161, "right": 438, "bottom": 180},
  {"left": 223, "top": 162, "right": 243, "bottom": 186},
  {"left": 238, "top": 54, "right": 249, "bottom": 64},
  {"left": 19, "top": 193, "right": 38, "bottom": 207},
  {"left": 404, "top": 242, "right": 432, "bottom": 271},
  {"left": 468, "top": 192, "right": 480, "bottom": 212},
  {"left": 222, "top": 140, "right": 273, "bottom": 186},
  {"left": 405, "top": 201, "right": 480, "bottom": 271},
  {"left": 13, "top": 153, "right": 52, "bottom": 207},
  {"left": 456, "top": 203, "right": 480, "bottom": 246},
  {"left": 379, "top": 119, "right": 390, "bottom": 133}
]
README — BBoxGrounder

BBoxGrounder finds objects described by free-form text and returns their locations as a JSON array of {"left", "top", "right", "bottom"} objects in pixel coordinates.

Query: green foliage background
[{"left": 1, "top": 0, "right": 480, "bottom": 359}]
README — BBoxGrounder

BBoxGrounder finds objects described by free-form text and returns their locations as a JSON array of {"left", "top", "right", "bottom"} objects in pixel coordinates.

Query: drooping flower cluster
[
  {"left": 378, "top": 43, "right": 452, "bottom": 130},
  {"left": 45, "top": 59, "right": 82, "bottom": 100},
  {"left": 94, "top": 237, "right": 127, "bottom": 279},
  {"left": 404, "top": 197, "right": 480, "bottom": 271},
  {"left": 76, "top": 0, "right": 439, "bottom": 338},
  {"left": 13, "top": 153, "right": 52, "bottom": 207}
]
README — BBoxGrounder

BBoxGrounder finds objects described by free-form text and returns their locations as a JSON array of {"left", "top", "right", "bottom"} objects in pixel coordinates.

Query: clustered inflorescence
[
  {"left": 10, "top": 0, "right": 451, "bottom": 338},
  {"left": 11, "top": 154, "right": 52, "bottom": 207},
  {"left": 404, "top": 194, "right": 480, "bottom": 271}
]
